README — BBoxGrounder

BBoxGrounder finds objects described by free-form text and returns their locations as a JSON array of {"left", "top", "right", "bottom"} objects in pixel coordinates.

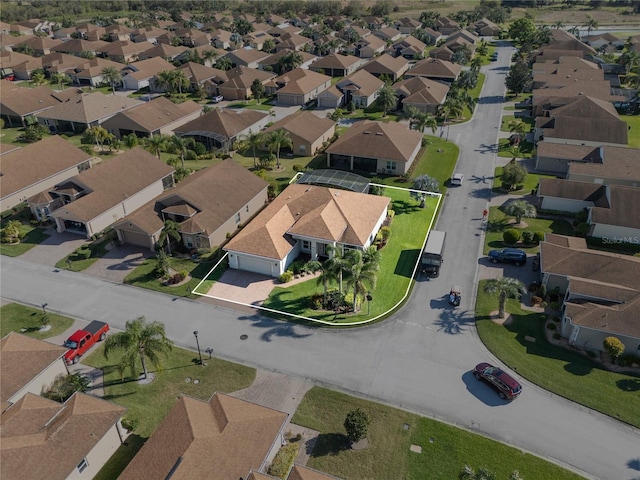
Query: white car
[
  {"left": 212, "top": 95, "right": 224, "bottom": 103},
  {"left": 451, "top": 173, "right": 464, "bottom": 186}
]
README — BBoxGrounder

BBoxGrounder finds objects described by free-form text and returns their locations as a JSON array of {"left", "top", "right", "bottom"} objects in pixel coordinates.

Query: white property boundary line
[{"left": 191, "top": 185, "right": 442, "bottom": 326}]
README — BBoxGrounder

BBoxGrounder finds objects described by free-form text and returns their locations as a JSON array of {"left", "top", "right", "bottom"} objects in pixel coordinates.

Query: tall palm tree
[
  {"left": 101, "top": 66, "right": 122, "bottom": 94},
  {"left": 553, "top": 20, "right": 564, "bottom": 30},
  {"left": 159, "top": 219, "right": 182, "bottom": 255},
  {"left": 503, "top": 199, "right": 536, "bottom": 224},
  {"left": 583, "top": 15, "right": 598, "bottom": 38},
  {"left": 171, "top": 69, "right": 190, "bottom": 94},
  {"left": 50, "top": 72, "right": 70, "bottom": 91},
  {"left": 345, "top": 249, "right": 379, "bottom": 313},
  {"left": 170, "top": 135, "right": 191, "bottom": 168},
  {"left": 103, "top": 316, "right": 173, "bottom": 380},
  {"left": 483, "top": 277, "right": 526, "bottom": 319},
  {"left": 145, "top": 134, "right": 167, "bottom": 159},
  {"left": 306, "top": 260, "right": 333, "bottom": 306},
  {"left": 325, "top": 244, "right": 350, "bottom": 295},
  {"left": 507, "top": 120, "right": 527, "bottom": 145},
  {"left": 215, "top": 56, "right": 233, "bottom": 71},
  {"left": 376, "top": 83, "right": 396, "bottom": 117},
  {"left": 240, "top": 130, "right": 264, "bottom": 168},
  {"left": 201, "top": 49, "right": 219, "bottom": 66},
  {"left": 410, "top": 112, "right": 437, "bottom": 134},
  {"left": 155, "top": 69, "right": 175, "bottom": 94},
  {"left": 267, "top": 128, "right": 292, "bottom": 169}
]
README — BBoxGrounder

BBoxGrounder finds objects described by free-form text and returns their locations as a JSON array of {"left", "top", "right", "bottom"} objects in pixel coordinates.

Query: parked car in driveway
[
  {"left": 474, "top": 362, "right": 522, "bottom": 400},
  {"left": 488, "top": 248, "right": 527, "bottom": 266}
]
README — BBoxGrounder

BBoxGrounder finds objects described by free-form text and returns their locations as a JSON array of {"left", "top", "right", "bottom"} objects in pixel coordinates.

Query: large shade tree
[
  {"left": 483, "top": 277, "right": 526, "bottom": 319},
  {"left": 103, "top": 316, "right": 173, "bottom": 380}
]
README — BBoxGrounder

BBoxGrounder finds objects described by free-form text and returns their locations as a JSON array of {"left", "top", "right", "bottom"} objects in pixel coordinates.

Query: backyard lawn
[
  {"left": 0, "top": 303, "right": 75, "bottom": 340},
  {"left": 476, "top": 281, "right": 640, "bottom": 428},
  {"left": 293, "top": 387, "right": 584, "bottom": 480},
  {"left": 492, "top": 166, "right": 555, "bottom": 195},
  {"left": 84, "top": 344, "right": 256, "bottom": 438},
  {"left": 500, "top": 115, "right": 534, "bottom": 133},
  {"left": 497, "top": 138, "right": 535, "bottom": 159},
  {"left": 484, "top": 206, "right": 574, "bottom": 254},
  {"left": 622, "top": 115, "right": 640, "bottom": 148},
  {"left": 263, "top": 188, "right": 439, "bottom": 324}
]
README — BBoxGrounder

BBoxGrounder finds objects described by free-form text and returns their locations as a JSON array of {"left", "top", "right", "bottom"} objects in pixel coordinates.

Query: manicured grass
[
  {"left": 476, "top": 281, "right": 640, "bottom": 428},
  {"left": 263, "top": 188, "right": 438, "bottom": 323},
  {"left": 500, "top": 115, "right": 534, "bottom": 133},
  {"left": 0, "top": 224, "right": 50, "bottom": 257},
  {"left": 410, "top": 136, "right": 460, "bottom": 188},
  {"left": 492, "top": 166, "right": 555, "bottom": 195},
  {"left": 622, "top": 115, "right": 640, "bottom": 148},
  {"left": 0, "top": 303, "right": 75, "bottom": 340},
  {"left": 293, "top": 387, "right": 583, "bottom": 480},
  {"left": 123, "top": 255, "right": 223, "bottom": 298},
  {"left": 497, "top": 138, "right": 535, "bottom": 158},
  {"left": 84, "top": 343, "right": 256, "bottom": 437},
  {"left": 484, "top": 206, "right": 573, "bottom": 254},
  {"left": 55, "top": 235, "right": 111, "bottom": 272},
  {"left": 94, "top": 434, "right": 145, "bottom": 480}
]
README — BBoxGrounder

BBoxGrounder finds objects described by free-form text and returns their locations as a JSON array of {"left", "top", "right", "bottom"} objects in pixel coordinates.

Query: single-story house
[
  {"left": 101, "top": 96, "right": 202, "bottom": 139},
  {"left": 68, "top": 57, "right": 127, "bottom": 87},
  {"left": 395, "top": 17, "right": 422, "bottom": 35},
  {"left": 119, "top": 393, "right": 288, "bottom": 480},
  {"left": 537, "top": 178, "right": 608, "bottom": 213},
  {"left": 271, "top": 68, "right": 332, "bottom": 106},
  {"left": 114, "top": 159, "right": 268, "bottom": 251},
  {"left": 11, "top": 52, "right": 87, "bottom": 80},
  {"left": 96, "top": 40, "right": 150, "bottom": 64},
  {"left": 347, "top": 35, "right": 386, "bottom": 58},
  {"left": 263, "top": 111, "right": 336, "bottom": 156},
  {"left": 531, "top": 79, "right": 621, "bottom": 117},
  {"left": 217, "top": 66, "right": 276, "bottom": 101},
  {"left": 394, "top": 76, "right": 449, "bottom": 114},
  {"left": 325, "top": 120, "right": 423, "bottom": 175},
  {"left": 534, "top": 95, "right": 628, "bottom": 147},
  {"left": 316, "top": 85, "right": 343, "bottom": 109},
  {"left": 390, "top": 35, "right": 426, "bottom": 60},
  {"left": 12, "top": 35, "right": 63, "bottom": 56},
  {"left": 244, "top": 30, "right": 275, "bottom": 51},
  {"left": 257, "top": 49, "right": 317, "bottom": 74},
  {"left": 1, "top": 136, "right": 94, "bottom": 213},
  {"left": 582, "top": 32, "right": 625, "bottom": 52},
  {"left": 275, "top": 31, "right": 312, "bottom": 52},
  {"left": 50, "top": 38, "right": 109, "bottom": 57},
  {"left": 1, "top": 392, "right": 127, "bottom": 480},
  {"left": 403, "top": 57, "right": 461, "bottom": 83},
  {"left": 436, "top": 16, "right": 460, "bottom": 35},
  {"left": 472, "top": 18, "right": 501, "bottom": 37},
  {"left": 225, "top": 182, "right": 391, "bottom": 277},
  {"left": 36, "top": 91, "right": 143, "bottom": 133},
  {"left": 333, "top": 69, "right": 384, "bottom": 108},
  {"left": 225, "top": 48, "right": 271, "bottom": 69},
  {"left": 137, "top": 42, "right": 190, "bottom": 62},
  {"left": 0, "top": 84, "right": 62, "bottom": 127},
  {"left": 308, "top": 53, "right": 362, "bottom": 77},
  {"left": 0, "top": 50, "right": 36, "bottom": 79},
  {"left": 0, "top": 333, "right": 68, "bottom": 412},
  {"left": 540, "top": 234, "right": 640, "bottom": 354},
  {"left": 429, "top": 45, "right": 455, "bottom": 62},
  {"left": 535, "top": 142, "right": 640, "bottom": 187},
  {"left": 174, "top": 108, "right": 269, "bottom": 151},
  {"left": 371, "top": 27, "right": 402, "bottom": 43},
  {"left": 38, "top": 147, "right": 175, "bottom": 238},
  {"left": 121, "top": 57, "right": 175, "bottom": 91},
  {"left": 360, "top": 54, "right": 410, "bottom": 82},
  {"left": 131, "top": 25, "right": 168, "bottom": 44}
]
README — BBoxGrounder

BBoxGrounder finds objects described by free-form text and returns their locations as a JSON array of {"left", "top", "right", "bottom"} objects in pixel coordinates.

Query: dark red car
[{"left": 473, "top": 362, "right": 522, "bottom": 400}]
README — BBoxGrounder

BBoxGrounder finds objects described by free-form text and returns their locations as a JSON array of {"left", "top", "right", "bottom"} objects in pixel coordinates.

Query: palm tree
[
  {"left": 123, "top": 133, "right": 139, "bottom": 149},
  {"left": 145, "top": 134, "right": 168, "bottom": 159},
  {"left": 201, "top": 49, "right": 218, "bottom": 66},
  {"left": 268, "top": 128, "right": 292, "bottom": 169},
  {"left": 410, "top": 112, "right": 437, "bottom": 134},
  {"left": 103, "top": 316, "right": 173, "bottom": 380},
  {"left": 31, "top": 70, "right": 46, "bottom": 86},
  {"left": 553, "top": 20, "right": 564, "bottom": 30},
  {"left": 306, "top": 260, "right": 332, "bottom": 306},
  {"left": 215, "top": 56, "right": 233, "bottom": 71},
  {"left": 171, "top": 69, "right": 190, "bottom": 95},
  {"left": 483, "top": 277, "right": 526, "bottom": 319},
  {"left": 325, "top": 244, "right": 350, "bottom": 295},
  {"left": 507, "top": 120, "right": 527, "bottom": 145},
  {"left": 84, "top": 126, "right": 110, "bottom": 152},
  {"left": 459, "top": 465, "right": 497, "bottom": 480},
  {"left": 155, "top": 69, "right": 175, "bottom": 94},
  {"left": 159, "top": 219, "right": 181, "bottom": 255},
  {"left": 170, "top": 135, "right": 191, "bottom": 169},
  {"left": 583, "top": 15, "right": 598, "bottom": 38},
  {"left": 101, "top": 66, "right": 122, "bottom": 94},
  {"left": 50, "top": 72, "right": 70, "bottom": 91},
  {"left": 503, "top": 199, "right": 536, "bottom": 224},
  {"left": 241, "top": 130, "right": 264, "bottom": 168},
  {"left": 345, "top": 249, "right": 379, "bottom": 313},
  {"left": 376, "top": 84, "right": 396, "bottom": 117}
]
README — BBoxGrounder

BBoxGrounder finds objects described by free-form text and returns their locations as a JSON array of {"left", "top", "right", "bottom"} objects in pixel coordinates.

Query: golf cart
[{"left": 449, "top": 285, "right": 461, "bottom": 306}]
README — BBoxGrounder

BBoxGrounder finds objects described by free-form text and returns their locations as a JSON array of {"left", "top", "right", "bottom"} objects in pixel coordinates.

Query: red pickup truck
[{"left": 63, "top": 321, "right": 109, "bottom": 365}]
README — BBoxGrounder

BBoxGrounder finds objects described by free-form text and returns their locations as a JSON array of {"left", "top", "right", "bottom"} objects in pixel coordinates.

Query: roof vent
[
  {"left": 363, "top": 131, "right": 370, "bottom": 134},
  {"left": 376, "top": 132, "right": 383, "bottom": 135}
]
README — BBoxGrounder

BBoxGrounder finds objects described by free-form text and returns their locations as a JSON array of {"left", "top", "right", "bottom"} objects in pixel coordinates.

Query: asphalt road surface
[{"left": 2, "top": 41, "right": 639, "bottom": 480}]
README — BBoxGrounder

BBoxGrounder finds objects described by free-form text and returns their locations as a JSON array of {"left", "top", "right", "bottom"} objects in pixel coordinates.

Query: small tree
[
  {"left": 503, "top": 229, "right": 521, "bottom": 245},
  {"left": 503, "top": 200, "right": 536, "bottom": 224},
  {"left": 502, "top": 162, "right": 527, "bottom": 190},
  {"left": 603, "top": 337, "right": 625, "bottom": 362},
  {"left": 412, "top": 175, "right": 440, "bottom": 207},
  {"left": 484, "top": 277, "right": 526, "bottom": 319},
  {"left": 344, "top": 408, "right": 370, "bottom": 443}
]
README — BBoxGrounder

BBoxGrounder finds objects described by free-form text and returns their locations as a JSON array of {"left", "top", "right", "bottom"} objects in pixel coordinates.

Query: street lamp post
[
  {"left": 42, "top": 303, "right": 48, "bottom": 315},
  {"left": 193, "top": 331, "right": 203, "bottom": 365}
]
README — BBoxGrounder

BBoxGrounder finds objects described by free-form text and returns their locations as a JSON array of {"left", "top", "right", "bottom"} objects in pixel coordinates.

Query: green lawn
[
  {"left": 0, "top": 224, "right": 50, "bottom": 257},
  {"left": 94, "top": 435, "right": 145, "bottom": 480},
  {"left": 84, "top": 343, "right": 256, "bottom": 438},
  {"left": 410, "top": 136, "right": 460, "bottom": 188},
  {"left": 54, "top": 234, "right": 112, "bottom": 271},
  {"left": 484, "top": 207, "right": 574, "bottom": 254},
  {"left": 476, "top": 281, "right": 640, "bottom": 428},
  {"left": 0, "top": 303, "right": 75, "bottom": 340},
  {"left": 263, "top": 188, "right": 438, "bottom": 324},
  {"left": 497, "top": 138, "right": 535, "bottom": 159},
  {"left": 293, "top": 387, "right": 583, "bottom": 480},
  {"left": 622, "top": 115, "right": 640, "bottom": 148},
  {"left": 123, "top": 255, "right": 224, "bottom": 299},
  {"left": 492, "top": 166, "right": 555, "bottom": 195}
]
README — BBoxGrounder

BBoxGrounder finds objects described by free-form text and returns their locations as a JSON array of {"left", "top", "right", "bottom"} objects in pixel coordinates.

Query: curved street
[{"left": 2, "top": 41, "right": 639, "bottom": 479}]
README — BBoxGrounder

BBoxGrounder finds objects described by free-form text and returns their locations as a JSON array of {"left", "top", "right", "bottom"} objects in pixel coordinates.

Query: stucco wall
[
  {"left": 540, "top": 197, "right": 592, "bottom": 213},
  {"left": 2, "top": 167, "right": 82, "bottom": 212},
  {"left": 7, "top": 357, "right": 68, "bottom": 407},
  {"left": 65, "top": 422, "right": 124, "bottom": 480}
]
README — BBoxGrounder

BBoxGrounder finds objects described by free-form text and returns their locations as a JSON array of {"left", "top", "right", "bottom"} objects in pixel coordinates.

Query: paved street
[{"left": 2, "top": 41, "right": 639, "bottom": 480}]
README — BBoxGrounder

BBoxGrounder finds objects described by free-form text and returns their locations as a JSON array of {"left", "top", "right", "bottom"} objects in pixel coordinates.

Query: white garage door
[
  {"left": 121, "top": 230, "right": 150, "bottom": 248},
  {"left": 237, "top": 255, "right": 274, "bottom": 277}
]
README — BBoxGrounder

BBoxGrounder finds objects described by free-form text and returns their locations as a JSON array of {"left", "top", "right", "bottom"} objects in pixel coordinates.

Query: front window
[
  {"left": 298, "top": 145, "right": 306, "bottom": 154},
  {"left": 386, "top": 161, "right": 397, "bottom": 172},
  {"left": 302, "top": 240, "right": 311, "bottom": 251},
  {"left": 235, "top": 212, "right": 241, "bottom": 223}
]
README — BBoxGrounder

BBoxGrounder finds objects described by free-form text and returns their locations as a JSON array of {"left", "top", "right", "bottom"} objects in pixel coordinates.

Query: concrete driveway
[
  {"left": 82, "top": 243, "right": 151, "bottom": 283},
  {"left": 19, "top": 227, "right": 89, "bottom": 267}
]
